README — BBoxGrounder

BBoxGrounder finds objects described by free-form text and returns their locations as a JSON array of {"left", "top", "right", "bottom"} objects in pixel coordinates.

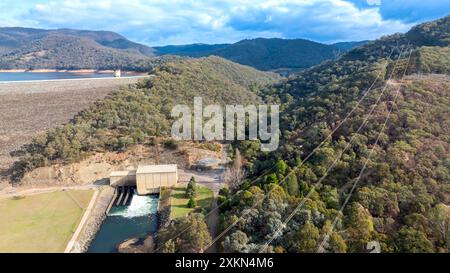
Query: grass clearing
[
  {"left": 0, "top": 189, "right": 94, "bottom": 253},
  {"left": 170, "top": 186, "right": 213, "bottom": 219}
]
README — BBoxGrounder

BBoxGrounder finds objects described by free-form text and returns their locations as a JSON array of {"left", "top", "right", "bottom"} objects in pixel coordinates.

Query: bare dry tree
[
  {"left": 332, "top": 48, "right": 342, "bottom": 60},
  {"left": 224, "top": 149, "right": 246, "bottom": 191}
]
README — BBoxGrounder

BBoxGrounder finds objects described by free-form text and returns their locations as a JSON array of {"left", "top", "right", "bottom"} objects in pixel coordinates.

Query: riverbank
[
  {"left": 87, "top": 193, "right": 159, "bottom": 253},
  {"left": 0, "top": 69, "right": 147, "bottom": 75},
  {"left": 65, "top": 189, "right": 100, "bottom": 253},
  {"left": 69, "top": 187, "right": 115, "bottom": 253},
  {"left": 0, "top": 75, "right": 150, "bottom": 85}
]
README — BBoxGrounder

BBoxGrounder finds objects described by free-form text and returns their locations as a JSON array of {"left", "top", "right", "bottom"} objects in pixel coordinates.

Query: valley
[{"left": 0, "top": 11, "right": 448, "bottom": 255}]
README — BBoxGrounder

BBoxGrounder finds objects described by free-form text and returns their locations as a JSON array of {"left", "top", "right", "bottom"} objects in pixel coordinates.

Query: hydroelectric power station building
[{"left": 110, "top": 165, "right": 178, "bottom": 195}]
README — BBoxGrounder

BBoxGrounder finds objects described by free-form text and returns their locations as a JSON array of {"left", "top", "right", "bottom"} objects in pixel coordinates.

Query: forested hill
[
  {"left": 208, "top": 38, "right": 340, "bottom": 71},
  {"left": 342, "top": 15, "right": 450, "bottom": 63},
  {"left": 10, "top": 56, "right": 280, "bottom": 181},
  {"left": 210, "top": 15, "right": 450, "bottom": 254},
  {"left": 332, "top": 41, "right": 368, "bottom": 51},
  {"left": 0, "top": 27, "right": 366, "bottom": 72},
  {"left": 0, "top": 28, "right": 156, "bottom": 56},
  {"left": 155, "top": 38, "right": 367, "bottom": 72},
  {"left": 0, "top": 28, "right": 174, "bottom": 71},
  {"left": 153, "top": 43, "right": 230, "bottom": 57}
]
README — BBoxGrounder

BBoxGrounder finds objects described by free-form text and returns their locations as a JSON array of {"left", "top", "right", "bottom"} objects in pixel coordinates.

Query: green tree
[
  {"left": 321, "top": 221, "right": 347, "bottom": 253},
  {"left": 283, "top": 173, "right": 299, "bottom": 196},
  {"left": 157, "top": 213, "right": 212, "bottom": 253},
  {"left": 264, "top": 173, "right": 278, "bottom": 185},
  {"left": 222, "top": 230, "right": 249, "bottom": 253},
  {"left": 356, "top": 186, "right": 400, "bottom": 217},
  {"left": 289, "top": 222, "right": 320, "bottom": 253},
  {"left": 320, "top": 185, "right": 339, "bottom": 210},
  {"left": 344, "top": 202, "right": 375, "bottom": 252},
  {"left": 394, "top": 227, "right": 434, "bottom": 253},
  {"left": 275, "top": 160, "right": 288, "bottom": 177},
  {"left": 266, "top": 183, "right": 288, "bottom": 203},
  {"left": 429, "top": 204, "right": 450, "bottom": 251},
  {"left": 186, "top": 176, "right": 197, "bottom": 199},
  {"left": 327, "top": 232, "right": 348, "bottom": 253},
  {"left": 117, "top": 136, "right": 134, "bottom": 150},
  {"left": 160, "top": 240, "right": 176, "bottom": 253},
  {"left": 187, "top": 197, "right": 197, "bottom": 208}
]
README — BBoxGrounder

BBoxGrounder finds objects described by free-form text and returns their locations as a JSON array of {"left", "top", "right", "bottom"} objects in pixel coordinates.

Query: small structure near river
[
  {"left": 109, "top": 165, "right": 178, "bottom": 195},
  {"left": 87, "top": 164, "right": 178, "bottom": 253}
]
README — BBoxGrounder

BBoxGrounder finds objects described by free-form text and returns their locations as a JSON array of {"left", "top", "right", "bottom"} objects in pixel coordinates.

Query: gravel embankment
[
  {"left": 0, "top": 77, "right": 144, "bottom": 94},
  {"left": 0, "top": 77, "right": 146, "bottom": 184}
]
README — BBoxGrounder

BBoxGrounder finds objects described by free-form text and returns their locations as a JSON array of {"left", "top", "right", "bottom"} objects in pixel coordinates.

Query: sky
[{"left": 0, "top": 0, "right": 449, "bottom": 46}]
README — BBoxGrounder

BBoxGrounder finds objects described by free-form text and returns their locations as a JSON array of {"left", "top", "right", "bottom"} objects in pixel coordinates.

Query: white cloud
[
  {"left": 1, "top": 0, "right": 415, "bottom": 45},
  {"left": 367, "top": 0, "right": 381, "bottom": 6},
  {"left": 226, "top": 0, "right": 412, "bottom": 42}
]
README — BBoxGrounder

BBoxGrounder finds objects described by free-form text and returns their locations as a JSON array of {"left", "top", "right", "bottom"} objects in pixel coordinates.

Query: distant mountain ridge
[
  {"left": 0, "top": 27, "right": 155, "bottom": 56},
  {"left": 0, "top": 27, "right": 164, "bottom": 71},
  {"left": 154, "top": 38, "right": 367, "bottom": 71},
  {"left": 332, "top": 41, "right": 369, "bottom": 51},
  {"left": 0, "top": 27, "right": 367, "bottom": 72},
  {"left": 153, "top": 43, "right": 229, "bottom": 57}
]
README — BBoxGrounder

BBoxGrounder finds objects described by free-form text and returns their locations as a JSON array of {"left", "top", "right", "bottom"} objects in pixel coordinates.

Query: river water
[{"left": 87, "top": 193, "right": 159, "bottom": 253}]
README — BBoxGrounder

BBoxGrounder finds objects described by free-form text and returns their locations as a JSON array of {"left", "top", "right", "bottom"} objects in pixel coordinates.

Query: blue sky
[{"left": 0, "top": 0, "right": 449, "bottom": 46}]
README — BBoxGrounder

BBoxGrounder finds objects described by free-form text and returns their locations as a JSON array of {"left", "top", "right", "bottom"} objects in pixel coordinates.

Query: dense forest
[
  {"left": 155, "top": 38, "right": 366, "bottom": 72},
  {"left": 10, "top": 56, "right": 279, "bottom": 181},
  {"left": 205, "top": 15, "right": 450, "bottom": 253},
  {"left": 152, "top": 15, "right": 450, "bottom": 253}
]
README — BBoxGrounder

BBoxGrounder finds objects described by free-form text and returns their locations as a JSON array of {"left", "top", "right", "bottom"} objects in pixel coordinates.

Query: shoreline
[
  {"left": 70, "top": 187, "right": 115, "bottom": 253},
  {"left": 0, "top": 69, "right": 147, "bottom": 75},
  {"left": 65, "top": 189, "right": 99, "bottom": 253},
  {"left": 0, "top": 75, "right": 151, "bottom": 85}
]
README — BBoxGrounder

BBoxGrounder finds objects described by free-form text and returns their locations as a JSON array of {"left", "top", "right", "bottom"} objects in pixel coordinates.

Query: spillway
[{"left": 88, "top": 191, "right": 159, "bottom": 253}]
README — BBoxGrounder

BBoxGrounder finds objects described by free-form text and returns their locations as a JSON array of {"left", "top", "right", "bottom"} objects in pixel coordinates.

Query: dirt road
[
  {"left": 179, "top": 145, "right": 228, "bottom": 252},
  {"left": 0, "top": 183, "right": 100, "bottom": 200}
]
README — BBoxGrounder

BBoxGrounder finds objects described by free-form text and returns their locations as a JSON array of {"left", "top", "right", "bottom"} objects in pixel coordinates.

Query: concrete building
[
  {"left": 109, "top": 165, "right": 178, "bottom": 195},
  {"left": 109, "top": 170, "right": 136, "bottom": 187},
  {"left": 136, "top": 165, "right": 178, "bottom": 195}
]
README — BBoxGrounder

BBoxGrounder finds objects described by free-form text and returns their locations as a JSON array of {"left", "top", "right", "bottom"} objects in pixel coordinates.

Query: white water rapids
[{"left": 108, "top": 190, "right": 159, "bottom": 218}]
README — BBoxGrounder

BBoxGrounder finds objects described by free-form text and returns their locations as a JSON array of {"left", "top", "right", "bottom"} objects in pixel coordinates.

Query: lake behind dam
[{"left": 0, "top": 72, "right": 116, "bottom": 82}]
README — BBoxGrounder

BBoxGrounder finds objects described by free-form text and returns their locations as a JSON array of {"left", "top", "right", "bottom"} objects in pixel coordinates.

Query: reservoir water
[
  {"left": 0, "top": 72, "right": 116, "bottom": 82},
  {"left": 88, "top": 193, "right": 159, "bottom": 253}
]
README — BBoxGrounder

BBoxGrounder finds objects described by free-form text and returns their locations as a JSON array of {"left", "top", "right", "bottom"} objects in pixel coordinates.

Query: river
[{"left": 87, "top": 193, "right": 159, "bottom": 253}]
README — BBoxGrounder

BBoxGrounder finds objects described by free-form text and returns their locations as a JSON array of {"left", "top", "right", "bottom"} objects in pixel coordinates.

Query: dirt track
[{"left": 0, "top": 77, "right": 145, "bottom": 186}]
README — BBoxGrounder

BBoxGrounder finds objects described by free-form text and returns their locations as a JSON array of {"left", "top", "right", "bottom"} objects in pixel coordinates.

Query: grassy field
[
  {"left": 170, "top": 186, "right": 213, "bottom": 219},
  {"left": 0, "top": 189, "right": 94, "bottom": 253}
]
